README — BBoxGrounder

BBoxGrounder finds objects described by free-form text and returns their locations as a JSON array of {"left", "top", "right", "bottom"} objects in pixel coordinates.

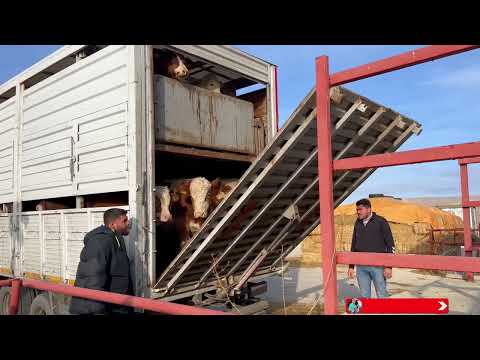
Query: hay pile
[{"left": 300, "top": 197, "right": 464, "bottom": 266}]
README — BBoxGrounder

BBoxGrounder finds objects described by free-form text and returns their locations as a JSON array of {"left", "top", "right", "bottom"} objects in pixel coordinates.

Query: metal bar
[
  {"left": 330, "top": 45, "right": 480, "bottom": 86},
  {"left": 271, "top": 215, "right": 321, "bottom": 268},
  {"left": 274, "top": 65, "right": 279, "bottom": 132},
  {"left": 461, "top": 164, "right": 470, "bottom": 206},
  {"left": 233, "top": 198, "right": 320, "bottom": 289},
  {"left": 317, "top": 55, "right": 337, "bottom": 315},
  {"left": 333, "top": 115, "right": 403, "bottom": 187},
  {"left": 332, "top": 98, "right": 363, "bottom": 135},
  {"left": 21, "top": 279, "right": 229, "bottom": 315},
  {"left": 226, "top": 176, "right": 320, "bottom": 277},
  {"left": 333, "top": 123, "right": 416, "bottom": 207},
  {"left": 459, "top": 156, "right": 480, "bottom": 165},
  {"left": 9, "top": 279, "right": 21, "bottom": 315},
  {"left": 334, "top": 141, "right": 480, "bottom": 171},
  {"left": 155, "top": 144, "right": 256, "bottom": 163},
  {"left": 160, "top": 108, "right": 318, "bottom": 291},
  {"left": 465, "top": 201, "right": 480, "bottom": 208},
  {"left": 460, "top": 164, "right": 474, "bottom": 281},
  {"left": 334, "top": 107, "right": 386, "bottom": 160},
  {"left": 195, "top": 148, "right": 319, "bottom": 288},
  {"left": 233, "top": 249, "right": 269, "bottom": 293},
  {"left": 336, "top": 252, "right": 480, "bottom": 273},
  {"left": 0, "top": 279, "right": 12, "bottom": 288}
]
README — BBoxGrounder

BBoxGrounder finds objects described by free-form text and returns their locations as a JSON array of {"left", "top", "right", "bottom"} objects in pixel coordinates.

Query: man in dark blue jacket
[
  {"left": 69, "top": 208, "right": 134, "bottom": 315},
  {"left": 347, "top": 199, "right": 395, "bottom": 298}
]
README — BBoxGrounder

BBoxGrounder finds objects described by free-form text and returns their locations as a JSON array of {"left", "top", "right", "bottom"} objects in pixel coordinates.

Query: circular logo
[{"left": 347, "top": 298, "right": 363, "bottom": 314}]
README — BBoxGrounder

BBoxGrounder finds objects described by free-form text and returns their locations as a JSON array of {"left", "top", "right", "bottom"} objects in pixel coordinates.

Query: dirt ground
[{"left": 262, "top": 264, "right": 480, "bottom": 315}]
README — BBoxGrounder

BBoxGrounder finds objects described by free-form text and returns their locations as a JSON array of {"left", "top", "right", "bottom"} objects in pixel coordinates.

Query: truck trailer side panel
[
  {"left": 0, "top": 98, "right": 16, "bottom": 204},
  {"left": 20, "top": 45, "right": 131, "bottom": 201}
]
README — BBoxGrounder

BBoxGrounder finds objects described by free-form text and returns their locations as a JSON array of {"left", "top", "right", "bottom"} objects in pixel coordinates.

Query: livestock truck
[{"left": 0, "top": 45, "right": 422, "bottom": 314}]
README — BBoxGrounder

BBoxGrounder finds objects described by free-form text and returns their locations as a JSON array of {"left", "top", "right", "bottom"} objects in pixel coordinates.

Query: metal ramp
[{"left": 153, "top": 85, "right": 422, "bottom": 299}]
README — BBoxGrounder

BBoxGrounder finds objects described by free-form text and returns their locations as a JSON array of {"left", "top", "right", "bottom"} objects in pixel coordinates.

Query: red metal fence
[
  {"left": 0, "top": 279, "right": 230, "bottom": 315},
  {"left": 316, "top": 45, "right": 480, "bottom": 314}
]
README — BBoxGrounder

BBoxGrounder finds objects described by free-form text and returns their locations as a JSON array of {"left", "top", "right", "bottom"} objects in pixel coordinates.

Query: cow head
[
  {"left": 167, "top": 54, "right": 189, "bottom": 80},
  {"left": 156, "top": 186, "right": 173, "bottom": 222},
  {"left": 189, "top": 177, "right": 212, "bottom": 219}
]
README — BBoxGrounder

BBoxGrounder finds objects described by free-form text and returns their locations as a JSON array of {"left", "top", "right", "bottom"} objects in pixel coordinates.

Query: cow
[
  {"left": 210, "top": 178, "right": 239, "bottom": 209},
  {"left": 198, "top": 74, "right": 222, "bottom": 93},
  {"left": 154, "top": 52, "right": 190, "bottom": 80},
  {"left": 35, "top": 200, "right": 70, "bottom": 211},
  {"left": 155, "top": 177, "right": 212, "bottom": 250},
  {"left": 155, "top": 177, "right": 240, "bottom": 255},
  {"left": 155, "top": 186, "right": 173, "bottom": 223},
  {"left": 170, "top": 177, "right": 212, "bottom": 238}
]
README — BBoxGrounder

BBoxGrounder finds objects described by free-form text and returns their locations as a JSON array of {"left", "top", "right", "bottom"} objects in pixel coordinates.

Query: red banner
[{"left": 345, "top": 298, "right": 449, "bottom": 314}]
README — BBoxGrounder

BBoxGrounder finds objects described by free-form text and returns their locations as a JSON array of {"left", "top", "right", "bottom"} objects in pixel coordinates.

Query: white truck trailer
[{"left": 0, "top": 45, "right": 421, "bottom": 314}]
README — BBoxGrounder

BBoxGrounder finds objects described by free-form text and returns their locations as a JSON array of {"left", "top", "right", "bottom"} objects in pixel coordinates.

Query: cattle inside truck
[
  {"left": 0, "top": 45, "right": 279, "bottom": 314},
  {"left": 0, "top": 45, "right": 422, "bottom": 315}
]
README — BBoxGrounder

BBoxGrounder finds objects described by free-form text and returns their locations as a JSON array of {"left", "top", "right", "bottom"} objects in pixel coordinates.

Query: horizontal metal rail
[
  {"left": 330, "top": 45, "right": 480, "bottom": 86},
  {"left": 0, "top": 279, "right": 230, "bottom": 315},
  {"left": 333, "top": 141, "right": 480, "bottom": 171},
  {"left": 336, "top": 252, "right": 480, "bottom": 273}
]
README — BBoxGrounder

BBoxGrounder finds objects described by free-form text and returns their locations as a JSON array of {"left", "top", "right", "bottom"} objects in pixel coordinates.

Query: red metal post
[
  {"left": 8, "top": 279, "right": 21, "bottom": 315},
  {"left": 316, "top": 56, "right": 337, "bottom": 315},
  {"left": 460, "top": 163, "right": 474, "bottom": 281},
  {"left": 21, "top": 279, "right": 229, "bottom": 315},
  {"left": 330, "top": 45, "right": 479, "bottom": 86},
  {"left": 333, "top": 142, "right": 480, "bottom": 172}
]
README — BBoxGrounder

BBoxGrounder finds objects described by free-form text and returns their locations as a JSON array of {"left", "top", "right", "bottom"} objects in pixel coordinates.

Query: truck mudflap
[{"left": 153, "top": 85, "right": 422, "bottom": 299}]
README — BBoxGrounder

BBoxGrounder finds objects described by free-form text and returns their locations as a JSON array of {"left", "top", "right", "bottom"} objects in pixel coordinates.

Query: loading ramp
[{"left": 153, "top": 85, "right": 422, "bottom": 299}]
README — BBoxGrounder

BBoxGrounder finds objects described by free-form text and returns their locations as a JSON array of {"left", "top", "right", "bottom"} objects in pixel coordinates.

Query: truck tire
[
  {"left": 30, "top": 293, "right": 54, "bottom": 315},
  {"left": 0, "top": 287, "right": 10, "bottom": 315},
  {"left": 0, "top": 286, "right": 35, "bottom": 315}
]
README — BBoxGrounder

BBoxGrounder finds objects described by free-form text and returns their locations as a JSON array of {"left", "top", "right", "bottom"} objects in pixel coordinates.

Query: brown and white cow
[
  {"left": 156, "top": 177, "right": 212, "bottom": 249},
  {"left": 154, "top": 52, "right": 190, "bottom": 80},
  {"left": 210, "top": 178, "right": 239, "bottom": 209},
  {"left": 155, "top": 186, "right": 173, "bottom": 223},
  {"left": 35, "top": 200, "right": 70, "bottom": 211}
]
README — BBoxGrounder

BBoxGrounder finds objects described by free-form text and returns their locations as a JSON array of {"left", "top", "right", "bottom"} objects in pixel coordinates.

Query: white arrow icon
[{"left": 438, "top": 301, "right": 447, "bottom": 311}]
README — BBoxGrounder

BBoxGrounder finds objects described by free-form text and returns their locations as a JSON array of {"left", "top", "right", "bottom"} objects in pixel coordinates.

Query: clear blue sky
[{"left": 1, "top": 45, "right": 478, "bottom": 204}]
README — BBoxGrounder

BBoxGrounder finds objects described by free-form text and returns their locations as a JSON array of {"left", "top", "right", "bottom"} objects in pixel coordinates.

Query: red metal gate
[{"left": 316, "top": 45, "right": 480, "bottom": 314}]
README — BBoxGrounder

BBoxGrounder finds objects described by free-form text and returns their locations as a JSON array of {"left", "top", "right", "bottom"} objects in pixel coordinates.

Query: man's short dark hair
[
  {"left": 356, "top": 199, "right": 371, "bottom": 208},
  {"left": 104, "top": 208, "right": 127, "bottom": 226}
]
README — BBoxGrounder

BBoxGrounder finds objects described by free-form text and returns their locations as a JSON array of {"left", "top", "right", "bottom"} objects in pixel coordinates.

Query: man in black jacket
[
  {"left": 69, "top": 208, "right": 134, "bottom": 315},
  {"left": 347, "top": 199, "right": 395, "bottom": 298}
]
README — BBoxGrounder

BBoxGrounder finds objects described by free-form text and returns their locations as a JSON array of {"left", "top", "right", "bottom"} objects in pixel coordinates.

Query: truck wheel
[
  {"left": 30, "top": 293, "right": 54, "bottom": 315},
  {"left": 0, "top": 286, "right": 35, "bottom": 315},
  {"left": 0, "top": 287, "right": 10, "bottom": 315}
]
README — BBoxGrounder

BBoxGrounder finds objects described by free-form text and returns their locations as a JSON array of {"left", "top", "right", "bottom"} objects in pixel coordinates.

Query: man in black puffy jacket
[{"left": 69, "top": 208, "right": 134, "bottom": 315}]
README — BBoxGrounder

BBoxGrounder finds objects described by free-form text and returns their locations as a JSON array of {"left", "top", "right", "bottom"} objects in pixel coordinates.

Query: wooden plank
[{"left": 155, "top": 143, "right": 255, "bottom": 162}]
